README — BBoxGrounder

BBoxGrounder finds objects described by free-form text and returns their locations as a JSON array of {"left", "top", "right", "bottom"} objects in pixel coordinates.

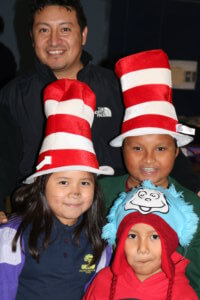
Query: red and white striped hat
[
  {"left": 26, "top": 79, "right": 114, "bottom": 182},
  {"left": 110, "top": 49, "right": 195, "bottom": 147}
]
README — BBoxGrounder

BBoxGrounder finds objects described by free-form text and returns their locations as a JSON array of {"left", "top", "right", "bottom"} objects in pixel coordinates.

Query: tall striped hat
[
  {"left": 26, "top": 79, "right": 114, "bottom": 182},
  {"left": 110, "top": 49, "right": 195, "bottom": 147}
]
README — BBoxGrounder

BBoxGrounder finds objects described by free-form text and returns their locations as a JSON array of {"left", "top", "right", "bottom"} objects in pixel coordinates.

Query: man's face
[
  {"left": 31, "top": 5, "right": 88, "bottom": 79},
  {"left": 123, "top": 134, "right": 179, "bottom": 189}
]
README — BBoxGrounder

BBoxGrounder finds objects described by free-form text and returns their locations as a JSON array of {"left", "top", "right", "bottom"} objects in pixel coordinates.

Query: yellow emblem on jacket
[{"left": 80, "top": 254, "right": 95, "bottom": 274}]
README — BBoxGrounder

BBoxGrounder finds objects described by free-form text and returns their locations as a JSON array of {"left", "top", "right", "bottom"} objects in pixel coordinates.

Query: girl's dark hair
[
  {"left": 12, "top": 173, "right": 106, "bottom": 263},
  {"left": 29, "top": 0, "right": 87, "bottom": 32}
]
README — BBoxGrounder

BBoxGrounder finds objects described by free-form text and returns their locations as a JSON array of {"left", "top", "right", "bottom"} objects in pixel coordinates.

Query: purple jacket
[{"left": 0, "top": 219, "right": 112, "bottom": 300}]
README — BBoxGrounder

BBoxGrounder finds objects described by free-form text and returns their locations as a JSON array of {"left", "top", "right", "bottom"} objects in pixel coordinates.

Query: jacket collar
[{"left": 34, "top": 50, "right": 93, "bottom": 84}]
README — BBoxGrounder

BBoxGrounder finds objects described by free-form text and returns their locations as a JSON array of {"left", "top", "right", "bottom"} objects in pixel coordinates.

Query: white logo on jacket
[{"left": 95, "top": 107, "right": 112, "bottom": 117}]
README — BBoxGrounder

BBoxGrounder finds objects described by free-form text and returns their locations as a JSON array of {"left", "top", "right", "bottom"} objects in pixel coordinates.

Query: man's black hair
[{"left": 29, "top": 0, "right": 87, "bottom": 32}]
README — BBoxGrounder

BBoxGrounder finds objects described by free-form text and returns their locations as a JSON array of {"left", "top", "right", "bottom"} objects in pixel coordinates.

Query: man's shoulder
[
  {"left": 0, "top": 66, "right": 47, "bottom": 108},
  {"left": 0, "top": 68, "right": 41, "bottom": 94}
]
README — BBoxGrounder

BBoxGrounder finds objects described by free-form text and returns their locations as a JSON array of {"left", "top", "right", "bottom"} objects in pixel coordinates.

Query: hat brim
[
  {"left": 110, "top": 127, "right": 193, "bottom": 147},
  {"left": 24, "top": 165, "right": 114, "bottom": 184}
]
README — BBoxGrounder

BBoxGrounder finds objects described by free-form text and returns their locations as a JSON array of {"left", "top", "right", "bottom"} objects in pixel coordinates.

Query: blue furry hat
[{"left": 102, "top": 180, "right": 198, "bottom": 247}]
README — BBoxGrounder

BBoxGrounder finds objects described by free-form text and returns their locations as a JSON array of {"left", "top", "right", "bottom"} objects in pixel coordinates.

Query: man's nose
[{"left": 49, "top": 30, "right": 60, "bottom": 46}]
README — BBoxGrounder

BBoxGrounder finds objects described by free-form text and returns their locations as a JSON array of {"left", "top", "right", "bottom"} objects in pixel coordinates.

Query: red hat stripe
[
  {"left": 123, "top": 84, "right": 173, "bottom": 108},
  {"left": 37, "top": 149, "right": 99, "bottom": 172},
  {"left": 45, "top": 114, "right": 92, "bottom": 140},
  {"left": 44, "top": 80, "right": 96, "bottom": 111},
  {"left": 120, "top": 68, "right": 171, "bottom": 92},
  {"left": 122, "top": 114, "right": 178, "bottom": 134},
  {"left": 115, "top": 49, "right": 171, "bottom": 78}
]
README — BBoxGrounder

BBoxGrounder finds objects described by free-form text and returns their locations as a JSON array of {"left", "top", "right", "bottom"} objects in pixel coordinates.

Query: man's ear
[
  {"left": 30, "top": 31, "right": 34, "bottom": 47},
  {"left": 82, "top": 26, "right": 88, "bottom": 46}
]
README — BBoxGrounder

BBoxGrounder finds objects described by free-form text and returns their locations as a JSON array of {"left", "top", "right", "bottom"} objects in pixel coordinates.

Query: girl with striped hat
[{"left": 0, "top": 79, "right": 114, "bottom": 300}]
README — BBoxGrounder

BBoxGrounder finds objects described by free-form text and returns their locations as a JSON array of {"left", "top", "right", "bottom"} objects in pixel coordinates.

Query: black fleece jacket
[{"left": 0, "top": 52, "right": 125, "bottom": 198}]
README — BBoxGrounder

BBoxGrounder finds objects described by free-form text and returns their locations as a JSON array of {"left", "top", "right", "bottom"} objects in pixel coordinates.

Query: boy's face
[
  {"left": 124, "top": 223, "right": 162, "bottom": 281},
  {"left": 45, "top": 170, "right": 94, "bottom": 225},
  {"left": 123, "top": 134, "right": 179, "bottom": 189}
]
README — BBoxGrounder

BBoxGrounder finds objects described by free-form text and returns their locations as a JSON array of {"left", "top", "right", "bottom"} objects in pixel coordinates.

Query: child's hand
[
  {"left": 0, "top": 211, "right": 8, "bottom": 223},
  {"left": 198, "top": 191, "right": 200, "bottom": 197}
]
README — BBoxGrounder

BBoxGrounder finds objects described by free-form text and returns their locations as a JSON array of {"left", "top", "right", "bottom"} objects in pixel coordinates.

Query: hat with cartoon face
[
  {"left": 26, "top": 79, "right": 114, "bottom": 183},
  {"left": 102, "top": 180, "right": 198, "bottom": 280},
  {"left": 110, "top": 49, "right": 195, "bottom": 147}
]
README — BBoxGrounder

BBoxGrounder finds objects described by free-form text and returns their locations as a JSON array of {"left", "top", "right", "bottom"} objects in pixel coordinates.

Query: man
[
  {"left": 0, "top": 0, "right": 199, "bottom": 210},
  {"left": 0, "top": 0, "right": 125, "bottom": 206}
]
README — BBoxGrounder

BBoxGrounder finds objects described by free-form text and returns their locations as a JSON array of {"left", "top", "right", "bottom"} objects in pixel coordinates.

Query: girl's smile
[{"left": 45, "top": 170, "right": 95, "bottom": 225}]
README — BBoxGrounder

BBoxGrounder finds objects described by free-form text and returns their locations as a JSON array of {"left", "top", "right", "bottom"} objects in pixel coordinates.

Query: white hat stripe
[
  {"left": 45, "top": 99, "right": 94, "bottom": 126},
  {"left": 40, "top": 132, "right": 96, "bottom": 154},
  {"left": 120, "top": 68, "right": 172, "bottom": 92},
  {"left": 124, "top": 101, "right": 178, "bottom": 122}
]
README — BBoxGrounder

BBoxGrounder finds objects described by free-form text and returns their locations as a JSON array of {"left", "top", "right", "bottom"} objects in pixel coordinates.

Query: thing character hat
[
  {"left": 110, "top": 49, "right": 195, "bottom": 147},
  {"left": 26, "top": 79, "right": 114, "bottom": 183},
  {"left": 102, "top": 180, "right": 198, "bottom": 247},
  {"left": 102, "top": 180, "right": 198, "bottom": 280}
]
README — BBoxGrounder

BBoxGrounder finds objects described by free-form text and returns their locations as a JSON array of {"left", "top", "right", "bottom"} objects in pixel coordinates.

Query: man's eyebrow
[{"left": 35, "top": 21, "right": 73, "bottom": 26}]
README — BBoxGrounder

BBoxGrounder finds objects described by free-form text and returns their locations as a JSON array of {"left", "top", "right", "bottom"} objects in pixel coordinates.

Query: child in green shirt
[{"left": 99, "top": 49, "right": 200, "bottom": 296}]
